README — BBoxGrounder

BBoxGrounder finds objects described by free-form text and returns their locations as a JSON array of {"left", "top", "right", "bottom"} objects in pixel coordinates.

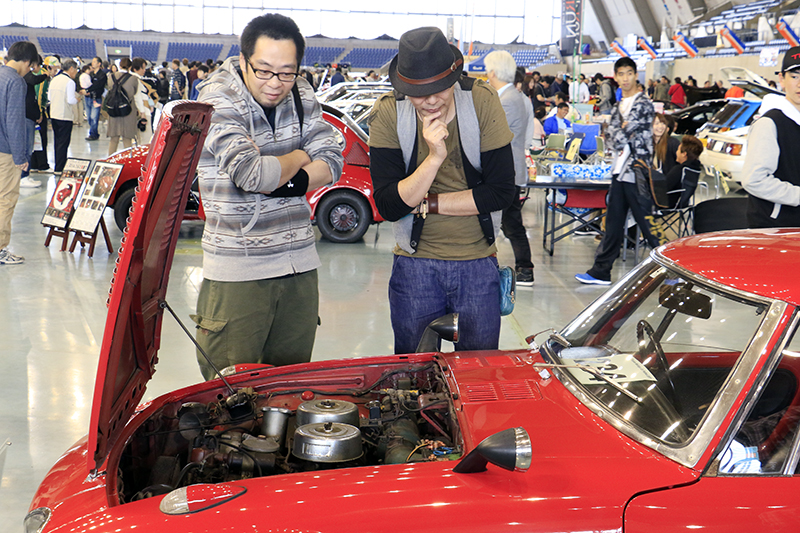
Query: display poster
[
  {"left": 41, "top": 158, "right": 92, "bottom": 228},
  {"left": 68, "top": 161, "right": 124, "bottom": 234},
  {"left": 561, "top": 0, "right": 584, "bottom": 56},
  {"left": 759, "top": 47, "right": 780, "bottom": 67}
]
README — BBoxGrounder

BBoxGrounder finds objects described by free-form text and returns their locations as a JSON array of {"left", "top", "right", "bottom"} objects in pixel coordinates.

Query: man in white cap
[
  {"left": 369, "top": 26, "right": 515, "bottom": 354},
  {"left": 742, "top": 45, "right": 800, "bottom": 227}
]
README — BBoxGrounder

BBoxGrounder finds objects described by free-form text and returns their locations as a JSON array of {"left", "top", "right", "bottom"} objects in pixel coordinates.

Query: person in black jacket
[
  {"left": 21, "top": 55, "right": 47, "bottom": 188},
  {"left": 85, "top": 56, "right": 107, "bottom": 141},
  {"left": 665, "top": 135, "right": 703, "bottom": 209}
]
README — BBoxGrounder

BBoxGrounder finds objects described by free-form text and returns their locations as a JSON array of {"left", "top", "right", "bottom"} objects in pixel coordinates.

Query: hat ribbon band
[{"left": 397, "top": 58, "right": 463, "bottom": 86}]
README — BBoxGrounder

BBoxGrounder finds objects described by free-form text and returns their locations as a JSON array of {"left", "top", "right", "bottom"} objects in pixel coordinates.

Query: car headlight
[
  {"left": 159, "top": 484, "right": 247, "bottom": 515},
  {"left": 23, "top": 507, "right": 51, "bottom": 533}
]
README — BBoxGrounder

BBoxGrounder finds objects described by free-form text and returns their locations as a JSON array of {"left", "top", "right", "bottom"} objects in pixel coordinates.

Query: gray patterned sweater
[
  {"left": 197, "top": 57, "right": 343, "bottom": 282},
  {"left": 608, "top": 92, "right": 655, "bottom": 162}
]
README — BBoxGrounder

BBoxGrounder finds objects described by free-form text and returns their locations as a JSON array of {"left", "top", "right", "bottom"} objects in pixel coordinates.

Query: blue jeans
[
  {"left": 85, "top": 96, "right": 101, "bottom": 138},
  {"left": 388, "top": 255, "right": 501, "bottom": 354},
  {"left": 21, "top": 119, "right": 35, "bottom": 178}
]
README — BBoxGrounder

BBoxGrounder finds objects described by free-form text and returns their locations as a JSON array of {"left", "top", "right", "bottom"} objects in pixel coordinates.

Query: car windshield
[{"left": 545, "top": 260, "right": 768, "bottom": 446}]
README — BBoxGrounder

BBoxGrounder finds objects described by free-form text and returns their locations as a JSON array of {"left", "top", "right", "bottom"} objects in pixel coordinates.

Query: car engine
[{"left": 117, "top": 361, "right": 460, "bottom": 503}]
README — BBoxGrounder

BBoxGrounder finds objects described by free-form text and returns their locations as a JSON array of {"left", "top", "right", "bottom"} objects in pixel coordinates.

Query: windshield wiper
[
  {"left": 532, "top": 362, "right": 643, "bottom": 403},
  {"left": 526, "top": 328, "right": 572, "bottom": 351}
]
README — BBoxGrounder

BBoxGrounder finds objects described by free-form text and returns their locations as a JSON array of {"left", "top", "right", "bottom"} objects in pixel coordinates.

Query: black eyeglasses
[{"left": 245, "top": 59, "right": 298, "bottom": 82}]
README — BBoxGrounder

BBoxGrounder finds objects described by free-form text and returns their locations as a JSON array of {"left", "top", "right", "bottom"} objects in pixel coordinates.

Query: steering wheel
[{"left": 637, "top": 319, "right": 680, "bottom": 410}]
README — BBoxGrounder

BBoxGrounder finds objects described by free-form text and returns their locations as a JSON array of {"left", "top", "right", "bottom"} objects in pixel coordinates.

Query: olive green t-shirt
[{"left": 369, "top": 81, "right": 513, "bottom": 260}]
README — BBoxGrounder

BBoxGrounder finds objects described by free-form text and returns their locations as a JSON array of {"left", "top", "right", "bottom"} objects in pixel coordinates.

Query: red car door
[{"left": 625, "top": 476, "right": 800, "bottom": 532}]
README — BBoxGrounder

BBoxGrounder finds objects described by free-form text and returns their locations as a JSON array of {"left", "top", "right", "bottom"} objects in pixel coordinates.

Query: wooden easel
[
  {"left": 43, "top": 224, "right": 71, "bottom": 251},
  {"left": 68, "top": 217, "right": 113, "bottom": 258}
]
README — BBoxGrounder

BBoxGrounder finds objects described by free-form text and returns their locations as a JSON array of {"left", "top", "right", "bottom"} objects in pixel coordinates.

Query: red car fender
[{"left": 306, "top": 167, "right": 385, "bottom": 222}]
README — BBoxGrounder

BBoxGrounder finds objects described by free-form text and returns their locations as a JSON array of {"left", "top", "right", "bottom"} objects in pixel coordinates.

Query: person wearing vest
[
  {"left": 48, "top": 58, "right": 79, "bottom": 175},
  {"left": 369, "top": 27, "right": 516, "bottom": 354},
  {"left": 742, "top": 46, "right": 800, "bottom": 228},
  {"left": 192, "top": 13, "right": 344, "bottom": 380}
]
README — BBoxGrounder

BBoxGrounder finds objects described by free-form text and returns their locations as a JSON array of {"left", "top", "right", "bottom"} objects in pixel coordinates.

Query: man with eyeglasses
[{"left": 192, "top": 13, "right": 344, "bottom": 380}]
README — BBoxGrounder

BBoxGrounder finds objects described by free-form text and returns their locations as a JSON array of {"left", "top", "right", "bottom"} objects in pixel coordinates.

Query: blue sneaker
[{"left": 575, "top": 272, "right": 611, "bottom": 285}]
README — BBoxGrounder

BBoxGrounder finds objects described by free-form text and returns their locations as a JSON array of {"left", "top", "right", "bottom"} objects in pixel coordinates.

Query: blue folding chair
[{"left": 572, "top": 123, "right": 601, "bottom": 157}]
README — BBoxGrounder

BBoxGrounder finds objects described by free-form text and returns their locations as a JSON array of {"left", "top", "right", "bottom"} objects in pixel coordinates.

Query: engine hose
[{"left": 384, "top": 418, "right": 420, "bottom": 464}]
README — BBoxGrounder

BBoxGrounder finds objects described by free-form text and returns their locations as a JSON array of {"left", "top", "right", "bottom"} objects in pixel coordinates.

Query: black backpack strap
[
  {"left": 457, "top": 76, "right": 475, "bottom": 90},
  {"left": 112, "top": 72, "right": 131, "bottom": 89},
  {"left": 292, "top": 83, "right": 304, "bottom": 136}
]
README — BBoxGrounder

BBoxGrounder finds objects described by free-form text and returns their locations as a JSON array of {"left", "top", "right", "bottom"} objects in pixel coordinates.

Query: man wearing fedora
[
  {"left": 369, "top": 26, "right": 516, "bottom": 354},
  {"left": 742, "top": 45, "right": 800, "bottom": 228}
]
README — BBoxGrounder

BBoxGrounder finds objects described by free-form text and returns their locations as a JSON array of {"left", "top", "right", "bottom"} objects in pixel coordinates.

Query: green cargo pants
[{"left": 191, "top": 270, "right": 319, "bottom": 380}]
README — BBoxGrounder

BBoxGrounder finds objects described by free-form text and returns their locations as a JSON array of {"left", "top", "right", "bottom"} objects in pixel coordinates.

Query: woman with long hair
[{"left": 653, "top": 113, "right": 680, "bottom": 175}]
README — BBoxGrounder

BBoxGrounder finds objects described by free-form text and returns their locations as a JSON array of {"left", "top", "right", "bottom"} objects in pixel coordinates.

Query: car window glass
[
  {"left": 556, "top": 264, "right": 767, "bottom": 446},
  {"left": 717, "top": 323, "right": 800, "bottom": 475}
]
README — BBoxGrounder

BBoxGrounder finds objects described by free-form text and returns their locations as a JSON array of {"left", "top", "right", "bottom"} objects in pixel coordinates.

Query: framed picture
[
  {"left": 40, "top": 158, "right": 92, "bottom": 228},
  {"left": 68, "top": 161, "right": 124, "bottom": 234}
]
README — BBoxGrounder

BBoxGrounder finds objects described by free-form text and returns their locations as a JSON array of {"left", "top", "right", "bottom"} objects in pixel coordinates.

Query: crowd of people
[
  {"left": 2, "top": 20, "right": 800, "bottom": 379},
  {"left": 0, "top": 44, "right": 227, "bottom": 265}
]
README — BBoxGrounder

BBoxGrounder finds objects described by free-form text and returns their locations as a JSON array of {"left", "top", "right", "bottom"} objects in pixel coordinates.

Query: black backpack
[{"left": 104, "top": 73, "right": 133, "bottom": 117}]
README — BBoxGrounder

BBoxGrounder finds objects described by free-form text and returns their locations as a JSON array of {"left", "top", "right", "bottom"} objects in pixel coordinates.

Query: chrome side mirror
[
  {"left": 415, "top": 313, "right": 459, "bottom": 353},
  {"left": 453, "top": 427, "right": 532, "bottom": 474}
]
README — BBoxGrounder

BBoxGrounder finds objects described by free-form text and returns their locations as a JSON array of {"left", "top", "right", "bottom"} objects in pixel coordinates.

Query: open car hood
[{"left": 87, "top": 101, "right": 213, "bottom": 472}]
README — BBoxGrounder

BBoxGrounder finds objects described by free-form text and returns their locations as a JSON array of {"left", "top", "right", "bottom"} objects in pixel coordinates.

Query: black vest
[{"left": 747, "top": 108, "right": 800, "bottom": 228}]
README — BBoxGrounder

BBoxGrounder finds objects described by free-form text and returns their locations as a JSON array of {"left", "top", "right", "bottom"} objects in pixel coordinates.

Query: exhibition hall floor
[{"left": 1, "top": 125, "right": 655, "bottom": 526}]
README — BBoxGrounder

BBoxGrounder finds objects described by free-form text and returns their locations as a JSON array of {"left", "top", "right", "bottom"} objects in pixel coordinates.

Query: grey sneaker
[{"left": 0, "top": 248, "right": 24, "bottom": 264}]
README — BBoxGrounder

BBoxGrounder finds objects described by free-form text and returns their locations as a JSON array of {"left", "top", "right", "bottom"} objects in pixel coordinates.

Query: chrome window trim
[
  {"left": 550, "top": 253, "right": 786, "bottom": 469},
  {"left": 712, "top": 310, "right": 800, "bottom": 477}
]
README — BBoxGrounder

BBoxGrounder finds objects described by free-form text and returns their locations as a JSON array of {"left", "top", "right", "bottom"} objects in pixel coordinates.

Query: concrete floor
[{"left": 0, "top": 121, "right": 670, "bottom": 527}]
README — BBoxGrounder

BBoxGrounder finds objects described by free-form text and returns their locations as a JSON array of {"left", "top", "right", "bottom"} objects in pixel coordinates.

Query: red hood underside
[{"left": 87, "top": 101, "right": 213, "bottom": 472}]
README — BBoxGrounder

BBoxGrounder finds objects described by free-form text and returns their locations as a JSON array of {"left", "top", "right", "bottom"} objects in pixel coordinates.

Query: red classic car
[
  {"left": 26, "top": 102, "right": 800, "bottom": 532},
  {"left": 103, "top": 104, "right": 381, "bottom": 243}
]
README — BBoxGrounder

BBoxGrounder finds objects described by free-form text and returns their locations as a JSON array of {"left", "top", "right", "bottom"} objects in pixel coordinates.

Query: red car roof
[{"left": 658, "top": 229, "right": 800, "bottom": 306}]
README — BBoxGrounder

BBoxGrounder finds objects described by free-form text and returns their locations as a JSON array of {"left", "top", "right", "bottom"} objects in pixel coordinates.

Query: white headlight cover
[
  {"left": 23, "top": 507, "right": 51, "bottom": 533},
  {"left": 160, "top": 484, "right": 247, "bottom": 515},
  {"left": 159, "top": 486, "right": 190, "bottom": 515}
]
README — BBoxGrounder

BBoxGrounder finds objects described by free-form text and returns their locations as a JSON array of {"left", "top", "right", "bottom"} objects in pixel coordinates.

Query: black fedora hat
[{"left": 388, "top": 27, "right": 464, "bottom": 97}]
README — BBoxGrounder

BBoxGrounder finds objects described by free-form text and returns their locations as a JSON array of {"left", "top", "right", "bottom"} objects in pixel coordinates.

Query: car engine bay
[{"left": 117, "top": 361, "right": 460, "bottom": 503}]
